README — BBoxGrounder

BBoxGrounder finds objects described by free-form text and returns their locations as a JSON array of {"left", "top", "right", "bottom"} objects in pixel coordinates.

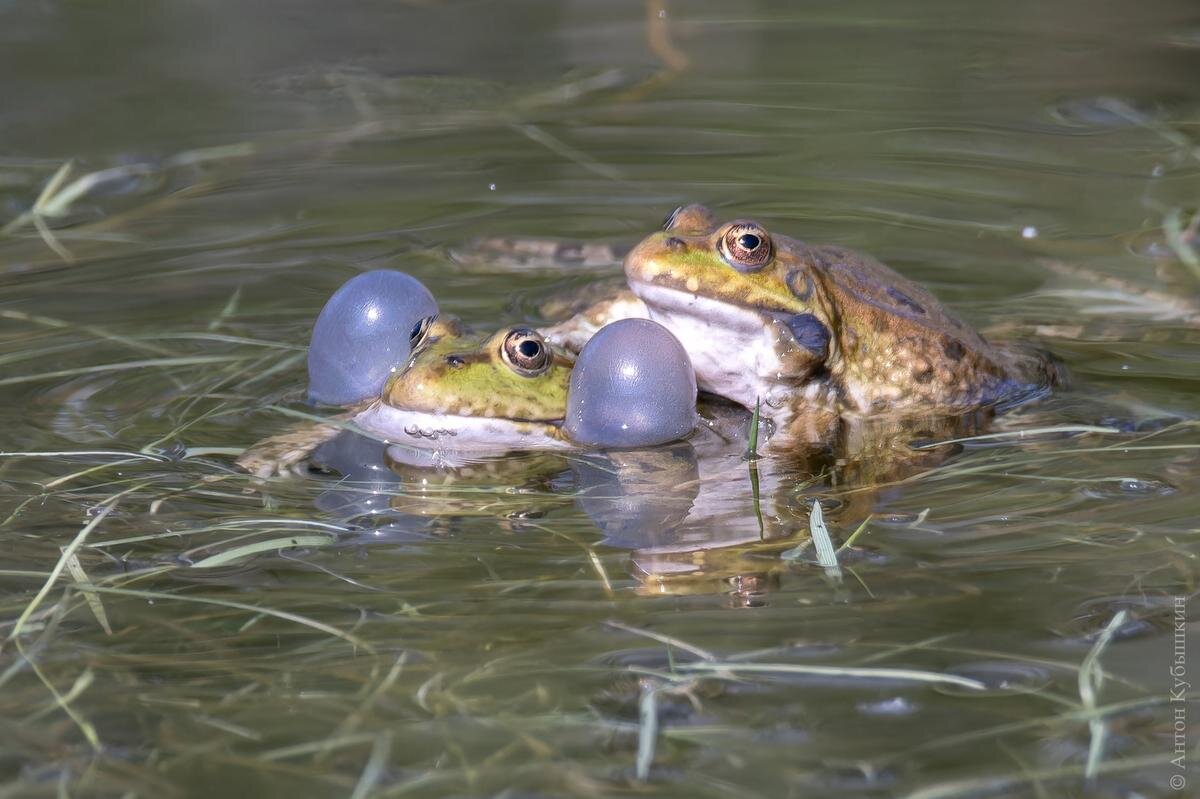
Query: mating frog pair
[{"left": 238, "top": 205, "right": 1056, "bottom": 477}]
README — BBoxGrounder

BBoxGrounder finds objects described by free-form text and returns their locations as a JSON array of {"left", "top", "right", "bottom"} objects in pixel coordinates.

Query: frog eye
[
  {"left": 502, "top": 328, "right": 552, "bottom": 376},
  {"left": 408, "top": 314, "right": 437, "bottom": 349},
  {"left": 718, "top": 222, "right": 773, "bottom": 271}
]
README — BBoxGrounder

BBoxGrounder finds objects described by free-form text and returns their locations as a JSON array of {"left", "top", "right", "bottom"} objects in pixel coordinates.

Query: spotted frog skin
[{"left": 620, "top": 204, "right": 1054, "bottom": 434}]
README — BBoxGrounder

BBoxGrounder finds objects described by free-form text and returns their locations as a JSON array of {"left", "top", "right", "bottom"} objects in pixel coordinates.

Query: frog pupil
[
  {"left": 738, "top": 233, "right": 760, "bottom": 251},
  {"left": 518, "top": 340, "right": 541, "bottom": 359}
]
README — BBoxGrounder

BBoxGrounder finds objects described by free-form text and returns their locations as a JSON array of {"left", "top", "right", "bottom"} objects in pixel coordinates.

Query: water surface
[{"left": 1, "top": 1, "right": 1197, "bottom": 796}]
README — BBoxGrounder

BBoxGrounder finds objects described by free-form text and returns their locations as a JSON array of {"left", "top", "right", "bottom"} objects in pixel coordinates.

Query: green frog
[
  {"left": 356, "top": 316, "right": 580, "bottom": 455},
  {"left": 237, "top": 314, "right": 698, "bottom": 476},
  {"left": 541, "top": 204, "right": 1058, "bottom": 441},
  {"left": 238, "top": 317, "right": 576, "bottom": 477}
]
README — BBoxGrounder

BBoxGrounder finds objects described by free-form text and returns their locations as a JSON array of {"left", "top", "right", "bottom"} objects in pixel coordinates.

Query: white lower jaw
[
  {"left": 629, "top": 282, "right": 803, "bottom": 420},
  {"left": 353, "top": 402, "right": 574, "bottom": 454}
]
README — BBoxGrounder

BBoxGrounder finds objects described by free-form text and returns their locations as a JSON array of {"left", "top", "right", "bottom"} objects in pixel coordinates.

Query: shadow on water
[{"left": 0, "top": 0, "right": 1198, "bottom": 796}]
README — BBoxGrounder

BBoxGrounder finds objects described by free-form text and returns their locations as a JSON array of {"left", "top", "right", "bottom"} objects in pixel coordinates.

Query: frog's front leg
[
  {"left": 538, "top": 289, "right": 649, "bottom": 353},
  {"left": 236, "top": 415, "right": 354, "bottom": 478}
]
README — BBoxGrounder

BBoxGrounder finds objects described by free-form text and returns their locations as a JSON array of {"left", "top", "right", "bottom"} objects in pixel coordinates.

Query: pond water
[{"left": 1, "top": 1, "right": 1197, "bottom": 796}]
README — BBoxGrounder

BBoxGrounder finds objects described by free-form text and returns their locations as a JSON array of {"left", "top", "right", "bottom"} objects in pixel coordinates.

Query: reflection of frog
[{"left": 544, "top": 205, "right": 1059, "bottom": 443}]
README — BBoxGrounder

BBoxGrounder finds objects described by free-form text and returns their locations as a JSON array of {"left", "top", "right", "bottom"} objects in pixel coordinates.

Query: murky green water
[{"left": 2, "top": 1, "right": 1198, "bottom": 796}]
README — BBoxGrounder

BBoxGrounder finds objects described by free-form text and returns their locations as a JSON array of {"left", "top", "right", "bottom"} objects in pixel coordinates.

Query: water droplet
[
  {"left": 1021, "top": 226, "right": 1038, "bottom": 239},
  {"left": 488, "top": 183, "right": 497, "bottom": 191}
]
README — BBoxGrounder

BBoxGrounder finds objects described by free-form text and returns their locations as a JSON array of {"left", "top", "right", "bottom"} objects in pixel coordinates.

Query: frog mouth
[
  {"left": 627, "top": 281, "right": 775, "bottom": 333},
  {"left": 353, "top": 402, "right": 573, "bottom": 453}
]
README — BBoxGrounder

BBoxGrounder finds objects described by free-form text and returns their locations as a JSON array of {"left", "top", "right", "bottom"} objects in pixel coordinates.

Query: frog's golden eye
[
  {"left": 719, "top": 223, "right": 773, "bottom": 271},
  {"left": 502, "top": 328, "right": 552, "bottom": 376},
  {"left": 409, "top": 314, "right": 436, "bottom": 350}
]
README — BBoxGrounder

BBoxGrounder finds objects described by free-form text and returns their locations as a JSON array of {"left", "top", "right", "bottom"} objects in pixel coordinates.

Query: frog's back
[{"left": 802, "top": 243, "right": 1054, "bottom": 413}]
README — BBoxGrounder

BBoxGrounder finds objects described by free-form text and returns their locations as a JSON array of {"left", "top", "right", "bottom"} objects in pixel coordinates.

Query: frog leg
[
  {"left": 988, "top": 259, "right": 1200, "bottom": 340},
  {"left": 538, "top": 289, "right": 649, "bottom": 354},
  {"left": 235, "top": 412, "right": 357, "bottom": 478},
  {"left": 450, "top": 237, "right": 627, "bottom": 272}
]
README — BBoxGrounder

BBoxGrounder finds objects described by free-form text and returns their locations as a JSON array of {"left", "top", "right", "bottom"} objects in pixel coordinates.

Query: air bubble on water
[
  {"left": 488, "top": 183, "right": 497, "bottom": 191},
  {"left": 1021, "top": 226, "right": 1038, "bottom": 239},
  {"left": 1151, "top": 164, "right": 1164, "bottom": 177}
]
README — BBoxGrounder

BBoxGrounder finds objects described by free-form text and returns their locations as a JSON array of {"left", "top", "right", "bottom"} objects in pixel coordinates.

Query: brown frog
[{"left": 545, "top": 204, "right": 1058, "bottom": 443}]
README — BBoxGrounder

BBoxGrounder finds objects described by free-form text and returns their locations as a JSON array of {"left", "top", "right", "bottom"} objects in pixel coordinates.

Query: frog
[
  {"left": 355, "top": 316, "right": 578, "bottom": 455},
  {"left": 236, "top": 314, "right": 697, "bottom": 477},
  {"left": 238, "top": 317, "right": 573, "bottom": 477},
  {"left": 539, "top": 204, "right": 1059, "bottom": 442}
]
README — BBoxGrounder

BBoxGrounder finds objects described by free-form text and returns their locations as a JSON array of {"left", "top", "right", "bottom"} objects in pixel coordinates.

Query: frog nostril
[
  {"left": 664, "top": 236, "right": 686, "bottom": 251},
  {"left": 446, "top": 356, "right": 465, "bottom": 368}
]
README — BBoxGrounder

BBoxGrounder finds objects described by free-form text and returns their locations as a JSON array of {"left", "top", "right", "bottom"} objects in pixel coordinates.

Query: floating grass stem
[
  {"left": 675, "top": 660, "right": 986, "bottom": 690},
  {"left": 189, "top": 534, "right": 337, "bottom": 568},
  {"left": 1164, "top": 207, "right": 1200, "bottom": 279},
  {"left": 349, "top": 731, "right": 393, "bottom": 799},
  {"left": 636, "top": 680, "right": 659, "bottom": 781},
  {"left": 6, "top": 501, "right": 118, "bottom": 646},
  {"left": 1080, "top": 609, "right": 1128, "bottom": 780},
  {"left": 74, "top": 585, "right": 375, "bottom": 653},
  {"left": 808, "top": 500, "right": 842, "bottom": 583},
  {"left": 62, "top": 550, "right": 111, "bottom": 635},
  {"left": 837, "top": 515, "right": 873, "bottom": 553}
]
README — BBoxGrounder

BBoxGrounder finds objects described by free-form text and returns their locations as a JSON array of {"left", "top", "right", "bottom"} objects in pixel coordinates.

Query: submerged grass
[
  {"left": 0, "top": 36, "right": 1194, "bottom": 799},
  {"left": 1079, "top": 610, "right": 1128, "bottom": 780}
]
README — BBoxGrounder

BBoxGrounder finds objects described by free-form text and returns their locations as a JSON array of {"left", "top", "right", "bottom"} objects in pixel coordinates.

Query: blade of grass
[
  {"left": 604, "top": 620, "right": 717, "bottom": 661},
  {"left": 61, "top": 550, "right": 112, "bottom": 635},
  {"left": 0, "top": 309, "right": 175, "bottom": 357},
  {"left": 746, "top": 398, "right": 761, "bottom": 459},
  {"left": 1164, "top": 207, "right": 1200, "bottom": 279},
  {"left": 349, "top": 731, "right": 393, "bottom": 799},
  {"left": 0, "top": 355, "right": 254, "bottom": 387},
  {"left": 74, "top": 585, "right": 375, "bottom": 653},
  {"left": 189, "top": 535, "right": 336, "bottom": 568},
  {"left": 636, "top": 680, "right": 659, "bottom": 781},
  {"left": 836, "top": 515, "right": 873, "bottom": 553},
  {"left": 23, "top": 668, "right": 94, "bottom": 723},
  {"left": 5, "top": 502, "right": 117, "bottom": 646},
  {"left": 1080, "top": 609, "right": 1128, "bottom": 780},
  {"left": 675, "top": 661, "right": 986, "bottom": 691},
  {"left": 808, "top": 500, "right": 842, "bottom": 583}
]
